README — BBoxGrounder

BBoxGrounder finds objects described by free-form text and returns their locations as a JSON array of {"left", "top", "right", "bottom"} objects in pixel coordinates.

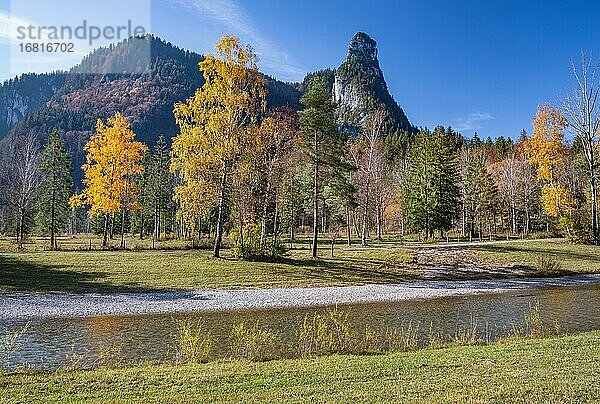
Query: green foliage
[
  {"left": 406, "top": 127, "right": 460, "bottom": 237},
  {"left": 462, "top": 144, "right": 498, "bottom": 239},
  {"left": 36, "top": 131, "right": 73, "bottom": 247},
  {"left": 301, "top": 69, "right": 335, "bottom": 92},
  {"left": 299, "top": 76, "right": 355, "bottom": 256},
  {"left": 523, "top": 301, "right": 561, "bottom": 338},
  {"left": 135, "top": 134, "right": 174, "bottom": 239},
  {"left": 231, "top": 223, "right": 287, "bottom": 261},
  {"left": 3, "top": 332, "right": 600, "bottom": 402}
]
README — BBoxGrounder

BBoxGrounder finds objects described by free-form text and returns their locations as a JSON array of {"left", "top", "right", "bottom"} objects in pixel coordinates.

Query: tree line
[{"left": 1, "top": 38, "right": 599, "bottom": 256}]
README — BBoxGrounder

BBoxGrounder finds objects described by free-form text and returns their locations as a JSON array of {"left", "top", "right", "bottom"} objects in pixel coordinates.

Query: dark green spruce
[
  {"left": 37, "top": 130, "right": 72, "bottom": 250},
  {"left": 406, "top": 127, "right": 460, "bottom": 239}
]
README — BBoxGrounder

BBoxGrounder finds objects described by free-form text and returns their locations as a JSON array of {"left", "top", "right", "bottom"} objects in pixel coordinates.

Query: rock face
[
  {"left": 333, "top": 32, "right": 413, "bottom": 134},
  {"left": 0, "top": 73, "right": 66, "bottom": 140}
]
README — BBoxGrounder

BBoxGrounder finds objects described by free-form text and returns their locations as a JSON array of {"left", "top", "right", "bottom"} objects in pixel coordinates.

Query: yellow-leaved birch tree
[
  {"left": 70, "top": 112, "right": 147, "bottom": 248},
  {"left": 170, "top": 35, "right": 266, "bottom": 258}
]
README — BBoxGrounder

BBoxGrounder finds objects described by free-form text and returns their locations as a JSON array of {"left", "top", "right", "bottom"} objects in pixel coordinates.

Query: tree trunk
[
  {"left": 346, "top": 208, "right": 352, "bottom": 246},
  {"left": 272, "top": 201, "right": 278, "bottom": 245},
  {"left": 361, "top": 178, "right": 371, "bottom": 246},
  {"left": 311, "top": 148, "right": 319, "bottom": 258},
  {"left": 260, "top": 168, "right": 272, "bottom": 248},
  {"left": 139, "top": 212, "right": 144, "bottom": 240},
  {"left": 376, "top": 204, "right": 382, "bottom": 241},
  {"left": 17, "top": 210, "right": 24, "bottom": 249},
  {"left": 290, "top": 215, "right": 295, "bottom": 242},
  {"left": 311, "top": 132, "right": 319, "bottom": 258},
  {"left": 352, "top": 211, "right": 360, "bottom": 238},
  {"left": 213, "top": 161, "right": 228, "bottom": 258},
  {"left": 154, "top": 206, "right": 160, "bottom": 241},
  {"left": 102, "top": 214, "right": 109, "bottom": 247},
  {"left": 50, "top": 184, "right": 56, "bottom": 250},
  {"left": 120, "top": 209, "right": 126, "bottom": 249},
  {"left": 511, "top": 204, "right": 516, "bottom": 235},
  {"left": 591, "top": 175, "right": 598, "bottom": 244},
  {"left": 400, "top": 216, "right": 405, "bottom": 237}
]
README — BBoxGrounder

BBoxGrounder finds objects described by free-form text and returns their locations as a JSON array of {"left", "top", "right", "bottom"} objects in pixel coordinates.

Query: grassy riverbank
[
  {"left": 0, "top": 237, "right": 599, "bottom": 293},
  {"left": 1, "top": 331, "right": 598, "bottom": 402}
]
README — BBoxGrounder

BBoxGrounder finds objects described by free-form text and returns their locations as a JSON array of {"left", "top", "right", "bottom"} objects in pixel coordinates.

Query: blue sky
[{"left": 1, "top": 0, "right": 599, "bottom": 139}]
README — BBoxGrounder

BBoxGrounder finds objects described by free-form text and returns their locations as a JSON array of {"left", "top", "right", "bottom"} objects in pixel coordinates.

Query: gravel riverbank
[{"left": 2, "top": 274, "right": 599, "bottom": 320}]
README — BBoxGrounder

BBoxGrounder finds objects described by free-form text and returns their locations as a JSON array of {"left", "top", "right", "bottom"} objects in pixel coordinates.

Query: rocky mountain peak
[
  {"left": 347, "top": 32, "right": 378, "bottom": 63},
  {"left": 333, "top": 32, "right": 413, "bottom": 135}
]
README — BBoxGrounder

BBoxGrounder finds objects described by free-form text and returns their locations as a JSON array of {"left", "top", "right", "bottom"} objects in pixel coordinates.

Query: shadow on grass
[
  {"left": 470, "top": 244, "right": 599, "bottom": 263},
  {"left": 274, "top": 257, "right": 422, "bottom": 284},
  {"left": 0, "top": 255, "right": 166, "bottom": 294}
]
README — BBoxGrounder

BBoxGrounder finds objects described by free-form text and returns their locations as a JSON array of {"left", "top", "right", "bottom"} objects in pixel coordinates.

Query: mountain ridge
[{"left": 0, "top": 32, "right": 413, "bottom": 182}]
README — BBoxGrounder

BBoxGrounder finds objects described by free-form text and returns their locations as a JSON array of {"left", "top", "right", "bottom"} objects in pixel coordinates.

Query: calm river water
[{"left": 2, "top": 282, "right": 599, "bottom": 369}]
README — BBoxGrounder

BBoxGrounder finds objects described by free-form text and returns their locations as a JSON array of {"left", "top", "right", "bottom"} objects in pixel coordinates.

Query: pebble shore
[{"left": 1, "top": 274, "right": 599, "bottom": 320}]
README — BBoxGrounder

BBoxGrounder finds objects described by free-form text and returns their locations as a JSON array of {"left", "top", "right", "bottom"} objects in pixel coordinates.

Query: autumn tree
[
  {"left": 71, "top": 112, "right": 147, "bottom": 248},
  {"left": 255, "top": 107, "right": 300, "bottom": 248},
  {"left": 562, "top": 54, "right": 600, "bottom": 243},
  {"left": 491, "top": 146, "right": 539, "bottom": 235},
  {"left": 171, "top": 35, "right": 266, "bottom": 258},
  {"left": 525, "top": 105, "right": 574, "bottom": 234},
  {"left": 37, "top": 130, "right": 73, "bottom": 249},
  {"left": 299, "top": 77, "right": 353, "bottom": 257}
]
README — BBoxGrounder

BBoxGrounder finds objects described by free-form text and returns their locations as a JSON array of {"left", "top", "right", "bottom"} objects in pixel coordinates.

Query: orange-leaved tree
[
  {"left": 525, "top": 104, "right": 575, "bottom": 234},
  {"left": 171, "top": 35, "right": 266, "bottom": 258},
  {"left": 70, "top": 112, "right": 147, "bottom": 247}
]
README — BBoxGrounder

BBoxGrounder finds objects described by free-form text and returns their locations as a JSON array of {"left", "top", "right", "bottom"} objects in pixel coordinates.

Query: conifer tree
[
  {"left": 462, "top": 147, "right": 498, "bottom": 240},
  {"left": 37, "top": 130, "right": 73, "bottom": 250},
  {"left": 299, "top": 77, "right": 353, "bottom": 257},
  {"left": 431, "top": 126, "right": 461, "bottom": 236},
  {"left": 146, "top": 135, "right": 172, "bottom": 240},
  {"left": 406, "top": 127, "right": 460, "bottom": 238}
]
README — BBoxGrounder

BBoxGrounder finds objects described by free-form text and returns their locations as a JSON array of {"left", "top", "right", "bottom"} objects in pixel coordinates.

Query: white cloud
[
  {"left": 0, "top": 11, "right": 34, "bottom": 45},
  {"left": 452, "top": 112, "right": 494, "bottom": 132},
  {"left": 169, "top": 0, "right": 306, "bottom": 81}
]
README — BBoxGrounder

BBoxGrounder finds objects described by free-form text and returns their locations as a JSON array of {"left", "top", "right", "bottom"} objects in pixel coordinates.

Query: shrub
[
  {"left": 174, "top": 319, "right": 212, "bottom": 364},
  {"left": 231, "top": 223, "right": 287, "bottom": 261},
  {"left": 296, "top": 306, "right": 354, "bottom": 356},
  {"left": 229, "top": 321, "right": 278, "bottom": 362},
  {"left": 525, "top": 301, "right": 546, "bottom": 338},
  {"left": 536, "top": 255, "right": 562, "bottom": 275}
]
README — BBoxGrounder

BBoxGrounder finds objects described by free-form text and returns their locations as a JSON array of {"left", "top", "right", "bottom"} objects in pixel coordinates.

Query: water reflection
[{"left": 2, "top": 282, "right": 599, "bottom": 370}]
